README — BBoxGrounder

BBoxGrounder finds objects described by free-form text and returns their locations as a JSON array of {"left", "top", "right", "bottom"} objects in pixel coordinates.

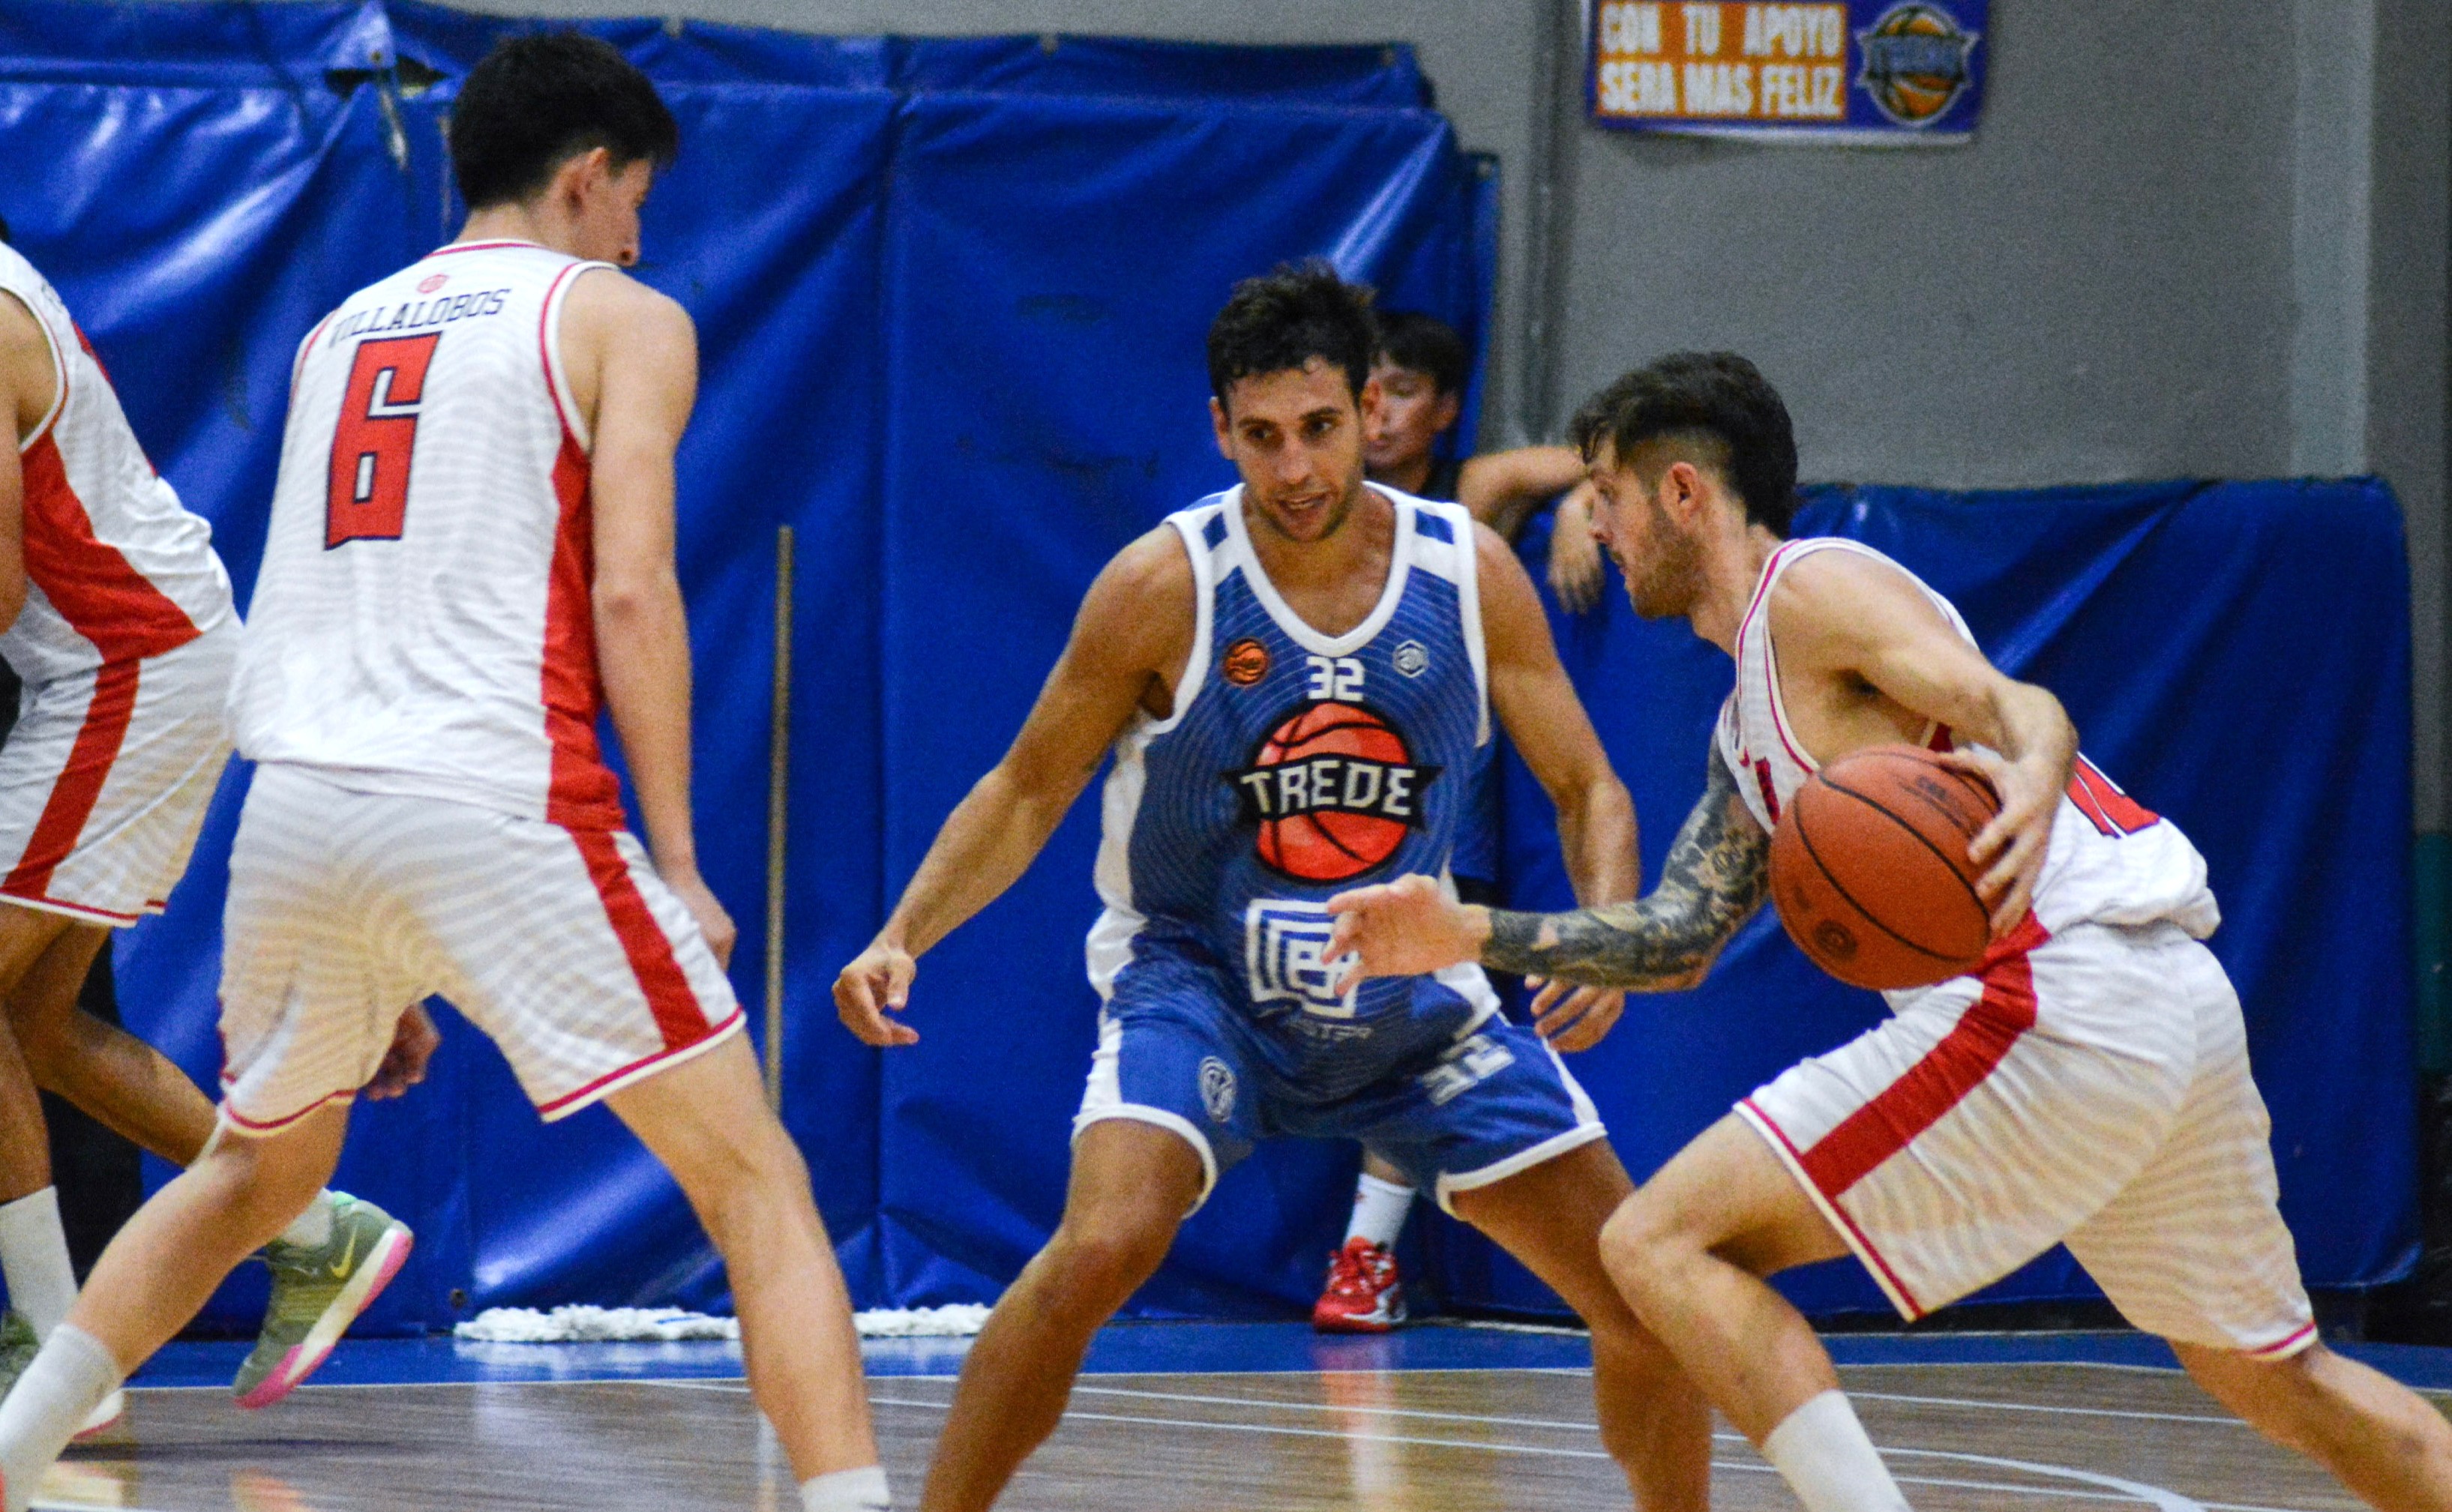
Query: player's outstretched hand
[
  {"left": 364, "top": 1003, "right": 440, "bottom": 1100},
  {"left": 835, "top": 941, "right": 921, "bottom": 1047},
  {"left": 1325, "top": 873, "right": 1486, "bottom": 991},
  {"left": 667, "top": 872, "right": 739, "bottom": 969},
  {"left": 1527, "top": 978, "right": 1626, "bottom": 1052},
  {"left": 1940, "top": 746, "right": 2054, "bottom": 937}
]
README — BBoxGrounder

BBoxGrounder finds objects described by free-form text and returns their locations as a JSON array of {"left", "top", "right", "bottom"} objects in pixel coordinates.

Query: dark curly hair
[
  {"left": 450, "top": 33, "right": 679, "bottom": 211},
  {"left": 1374, "top": 310, "right": 1468, "bottom": 397},
  {"left": 1570, "top": 352, "right": 1799, "bottom": 536},
  {"left": 1206, "top": 262, "right": 1377, "bottom": 411}
]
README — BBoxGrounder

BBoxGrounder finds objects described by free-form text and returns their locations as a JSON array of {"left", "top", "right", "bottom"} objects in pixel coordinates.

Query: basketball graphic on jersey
[{"left": 1228, "top": 702, "right": 1438, "bottom": 884}]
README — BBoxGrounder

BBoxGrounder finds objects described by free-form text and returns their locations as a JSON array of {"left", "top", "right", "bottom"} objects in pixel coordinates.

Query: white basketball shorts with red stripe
[
  {"left": 0, "top": 621, "right": 236, "bottom": 927},
  {"left": 217, "top": 762, "right": 742, "bottom": 1133},
  {"left": 1737, "top": 918, "right": 2317, "bottom": 1358}
]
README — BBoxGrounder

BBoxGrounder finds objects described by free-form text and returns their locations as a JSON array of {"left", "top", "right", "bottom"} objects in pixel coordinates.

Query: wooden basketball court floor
[{"left": 32, "top": 1322, "right": 2449, "bottom": 1511}]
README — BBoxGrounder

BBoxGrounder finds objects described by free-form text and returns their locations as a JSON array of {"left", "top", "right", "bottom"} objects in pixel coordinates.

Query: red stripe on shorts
[
  {"left": 569, "top": 828, "right": 709, "bottom": 1052},
  {"left": 1797, "top": 915, "right": 2052, "bottom": 1199},
  {"left": 4, "top": 660, "right": 141, "bottom": 900}
]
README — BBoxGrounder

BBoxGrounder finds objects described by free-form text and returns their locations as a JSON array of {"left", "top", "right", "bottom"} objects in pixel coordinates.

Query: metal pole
[
  {"left": 1515, "top": 0, "right": 1583, "bottom": 445},
  {"left": 763, "top": 525, "right": 794, "bottom": 1112}
]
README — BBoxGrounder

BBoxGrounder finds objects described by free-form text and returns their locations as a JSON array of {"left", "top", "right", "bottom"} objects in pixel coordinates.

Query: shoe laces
[{"left": 1323, "top": 1238, "right": 1395, "bottom": 1301}]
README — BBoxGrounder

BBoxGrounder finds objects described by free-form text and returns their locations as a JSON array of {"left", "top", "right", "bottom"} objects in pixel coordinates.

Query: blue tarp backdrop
[{"left": 0, "top": 0, "right": 2415, "bottom": 1334}]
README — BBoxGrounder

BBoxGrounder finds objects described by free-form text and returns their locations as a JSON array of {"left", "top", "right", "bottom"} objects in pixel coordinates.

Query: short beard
[{"left": 1623, "top": 499, "right": 1702, "bottom": 620}]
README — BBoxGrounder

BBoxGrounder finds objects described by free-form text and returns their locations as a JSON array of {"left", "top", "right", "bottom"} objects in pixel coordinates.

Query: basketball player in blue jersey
[{"left": 835, "top": 266, "right": 1711, "bottom": 1511}]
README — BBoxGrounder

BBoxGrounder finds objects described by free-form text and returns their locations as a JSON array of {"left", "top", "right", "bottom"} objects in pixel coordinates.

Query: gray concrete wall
[{"left": 1548, "top": 2, "right": 2301, "bottom": 487}]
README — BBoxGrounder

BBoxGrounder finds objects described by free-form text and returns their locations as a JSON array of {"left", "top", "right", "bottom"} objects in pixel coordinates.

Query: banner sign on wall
[{"left": 1589, "top": 1, "right": 1986, "bottom": 144}]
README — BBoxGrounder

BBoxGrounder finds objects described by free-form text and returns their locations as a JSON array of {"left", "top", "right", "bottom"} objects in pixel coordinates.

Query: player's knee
[
  {"left": 2261, "top": 1346, "right": 2452, "bottom": 1466},
  {"left": 1597, "top": 1194, "right": 1678, "bottom": 1298},
  {"left": 1044, "top": 1211, "right": 1174, "bottom": 1314},
  {"left": 2187, "top": 1347, "right": 2330, "bottom": 1455},
  {"left": 673, "top": 1119, "right": 812, "bottom": 1239},
  {"left": 208, "top": 1133, "right": 336, "bottom": 1238}
]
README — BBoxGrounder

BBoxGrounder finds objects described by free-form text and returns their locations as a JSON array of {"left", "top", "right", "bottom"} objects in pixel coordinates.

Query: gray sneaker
[
  {"left": 232, "top": 1193, "right": 412, "bottom": 1409},
  {"left": 0, "top": 1310, "right": 35, "bottom": 1397},
  {"left": 0, "top": 1309, "right": 125, "bottom": 1440}
]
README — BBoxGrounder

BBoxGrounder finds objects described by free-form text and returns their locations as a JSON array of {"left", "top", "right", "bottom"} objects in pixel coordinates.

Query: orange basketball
[
  {"left": 1253, "top": 702, "right": 1410, "bottom": 883},
  {"left": 1767, "top": 744, "right": 1998, "bottom": 990}
]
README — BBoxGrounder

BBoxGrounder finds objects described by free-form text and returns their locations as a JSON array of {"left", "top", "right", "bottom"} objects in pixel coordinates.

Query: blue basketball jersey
[{"left": 1088, "top": 486, "right": 1500, "bottom": 1055}]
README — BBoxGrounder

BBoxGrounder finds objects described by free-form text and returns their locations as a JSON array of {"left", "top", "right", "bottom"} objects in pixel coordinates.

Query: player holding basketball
[
  {"left": 0, "top": 35, "right": 888, "bottom": 1512},
  {"left": 0, "top": 226, "right": 415, "bottom": 1424},
  {"left": 1326, "top": 352, "right": 2452, "bottom": 1511},
  {"left": 835, "top": 267, "right": 1711, "bottom": 1511}
]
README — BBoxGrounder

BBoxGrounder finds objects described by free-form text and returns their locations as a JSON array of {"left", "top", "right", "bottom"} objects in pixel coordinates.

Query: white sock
[
  {"left": 1760, "top": 1391, "right": 1911, "bottom": 1512},
  {"left": 1344, "top": 1173, "right": 1415, "bottom": 1250},
  {"left": 0, "top": 1190, "right": 76, "bottom": 1341},
  {"left": 800, "top": 1464, "right": 891, "bottom": 1512},
  {"left": 0, "top": 1324, "right": 121, "bottom": 1512},
  {"left": 275, "top": 1190, "right": 336, "bottom": 1250}
]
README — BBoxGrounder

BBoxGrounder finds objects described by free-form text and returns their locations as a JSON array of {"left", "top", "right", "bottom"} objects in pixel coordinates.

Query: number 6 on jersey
[{"left": 325, "top": 334, "right": 439, "bottom": 548}]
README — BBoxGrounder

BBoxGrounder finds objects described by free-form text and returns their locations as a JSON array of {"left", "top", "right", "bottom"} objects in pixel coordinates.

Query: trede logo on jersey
[{"left": 1223, "top": 654, "right": 1439, "bottom": 885}]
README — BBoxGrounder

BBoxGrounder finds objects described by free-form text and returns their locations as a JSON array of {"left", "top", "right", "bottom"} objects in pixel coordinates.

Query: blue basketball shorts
[{"left": 1074, "top": 948, "right": 1606, "bottom": 1214}]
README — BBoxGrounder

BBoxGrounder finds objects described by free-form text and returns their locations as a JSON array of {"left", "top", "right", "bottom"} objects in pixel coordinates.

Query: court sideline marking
[
  {"left": 1064, "top": 1379, "right": 2246, "bottom": 1430},
  {"left": 652, "top": 1379, "right": 2303, "bottom": 1512}
]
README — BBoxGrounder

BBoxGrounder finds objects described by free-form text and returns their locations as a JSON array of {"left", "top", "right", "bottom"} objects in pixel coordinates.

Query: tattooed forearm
[{"left": 1480, "top": 756, "right": 1770, "bottom": 990}]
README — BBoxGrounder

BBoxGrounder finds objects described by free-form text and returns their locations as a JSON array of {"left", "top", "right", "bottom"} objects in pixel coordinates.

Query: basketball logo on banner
[
  {"left": 1589, "top": 0, "right": 1987, "bottom": 144},
  {"left": 1855, "top": 3, "right": 1982, "bottom": 126}
]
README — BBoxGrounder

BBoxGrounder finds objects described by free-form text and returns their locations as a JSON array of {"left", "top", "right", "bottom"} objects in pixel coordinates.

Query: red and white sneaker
[{"left": 1312, "top": 1238, "right": 1407, "bottom": 1334}]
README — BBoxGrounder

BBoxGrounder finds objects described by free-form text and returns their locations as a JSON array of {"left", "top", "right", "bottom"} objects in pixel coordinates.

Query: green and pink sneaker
[{"left": 232, "top": 1194, "right": 412, "bottom": 1410}]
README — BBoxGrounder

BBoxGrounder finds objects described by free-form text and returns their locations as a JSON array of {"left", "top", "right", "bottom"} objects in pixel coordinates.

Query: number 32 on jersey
[
  {"left": 1305, "top": 655, "right": 1362, "bottom": 701},
  {"left": 325, "top": 334, "right": 439, "bottom": 548}
]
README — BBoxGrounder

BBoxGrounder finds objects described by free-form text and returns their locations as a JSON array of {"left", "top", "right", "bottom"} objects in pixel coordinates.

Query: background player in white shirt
[
  {"left": 1329, "top": 352, "right": 2452, "bottom": 1511},
  {"left": 0, "top": 224, "right": 412, "bottom": 1425},
  {"left": 0, "top": 36, "right": 886, "bottom": 1512},
  {"left": 1316, "top": 310, "right": 1622, "bottom": 1333}
]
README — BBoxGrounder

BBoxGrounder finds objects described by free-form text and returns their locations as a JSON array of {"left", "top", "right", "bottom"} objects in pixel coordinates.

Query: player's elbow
[
  {"left": 0, "top": 579, "right": 24, "bottom": 636},
  {"left": 971, "top": 756, "right": 1080, "bottom": 837},
  {"left": 1557, "top": 771, "right": 1636, "bottom": 840},
  {"left": 1995, "top": 678, "right": 2076, "bottom": 759},
  {"left": 590, "top": 572, "right": 678, "bottom": 633}
]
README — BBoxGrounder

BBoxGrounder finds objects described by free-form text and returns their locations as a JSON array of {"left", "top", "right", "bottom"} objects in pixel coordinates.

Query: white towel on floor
[{"left": 452, "top": 1303, "right": 991, "bottom": 1343}]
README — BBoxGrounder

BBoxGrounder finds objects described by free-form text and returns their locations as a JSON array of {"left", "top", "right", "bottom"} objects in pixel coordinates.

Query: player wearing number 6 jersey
[
  {"left": 835, "top": 266, "right": 1715, "bottom": 1512},
  {"left": 0, "top": 35, "right": 889, "bottom": 1512},
  {"left": 1326, "top": 352, "right": 2452, "bottom": 1511}
]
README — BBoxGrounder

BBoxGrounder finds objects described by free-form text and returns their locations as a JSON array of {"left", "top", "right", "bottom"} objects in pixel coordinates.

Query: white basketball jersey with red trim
[
  {"left": 230, "top": 241, "right": 625, "bottom": 828},
  {"left": 1714, "top": 537, "right": 2220, "bottom": 944},
  {"left": 0, "top": 244, "right": 232, "bottom": 685}
]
